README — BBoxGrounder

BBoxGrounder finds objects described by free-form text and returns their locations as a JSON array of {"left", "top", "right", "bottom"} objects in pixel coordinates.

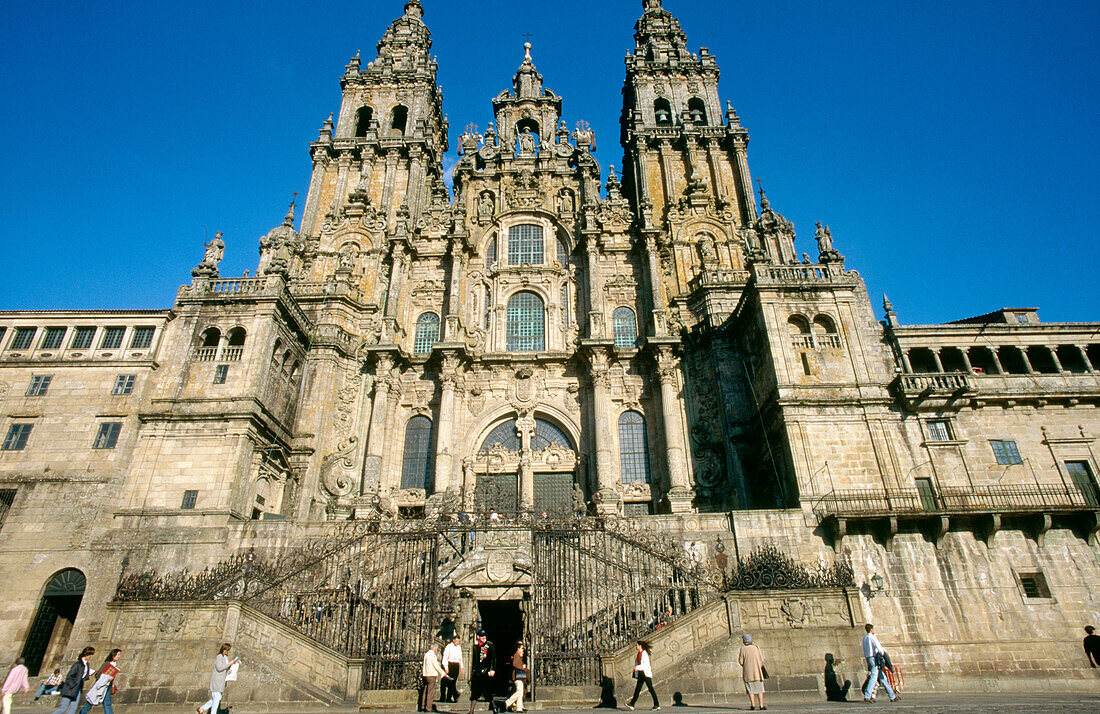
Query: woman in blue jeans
[
  {"left": 197, "top": 643, "right": 239, "bottom": 714},
  {"left": 49, "top": 647, "right": 95, "bottom": 714},
  {"left": 78, "top": 649, "right": 121, "bottom": 714}
]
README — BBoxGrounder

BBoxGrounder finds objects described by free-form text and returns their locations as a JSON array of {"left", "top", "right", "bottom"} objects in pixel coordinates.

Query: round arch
[
  {"left": 463, "top": 404, "right": 582, "bottom": 460},
  {"left": 21, "top": 568, "right": 86, "bottom": 676}
]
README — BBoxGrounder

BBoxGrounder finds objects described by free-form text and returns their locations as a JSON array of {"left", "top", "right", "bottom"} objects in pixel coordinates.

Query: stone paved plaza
[{"left": 10, "top": 694, "right": 1100, "bottom": 714}]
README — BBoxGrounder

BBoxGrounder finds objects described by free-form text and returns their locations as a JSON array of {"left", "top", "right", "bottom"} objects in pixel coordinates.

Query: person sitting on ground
[{"left": 35, "top": 669, "right": 63, "bottom": 700}]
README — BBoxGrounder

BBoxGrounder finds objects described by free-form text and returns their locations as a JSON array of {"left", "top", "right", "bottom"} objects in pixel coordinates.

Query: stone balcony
[
  {"left": 894, "top": 369, "right": 1100, "bottom": 409},
  {"left": 812, "top": 484, "right": 1100, "bottom": 549}
]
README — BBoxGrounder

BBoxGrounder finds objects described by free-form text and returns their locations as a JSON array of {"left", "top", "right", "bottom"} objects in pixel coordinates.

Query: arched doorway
[{"left": 21, "top": 569, "right": 86, "bottom": 675}]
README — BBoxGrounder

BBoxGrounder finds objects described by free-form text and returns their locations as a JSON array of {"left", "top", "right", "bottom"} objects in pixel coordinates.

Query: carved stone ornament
[
  {"left": 157, "top": 610, "right": 187, "bottom": 635},
  {"left": 320, "top": 436, "right": 359, "bottom": 498},
  {"left": 781, "top": 598, "right": 809, "bottom": 628},
  {"left": 505, "top": 169, "right": 545, "bottom": 209}
]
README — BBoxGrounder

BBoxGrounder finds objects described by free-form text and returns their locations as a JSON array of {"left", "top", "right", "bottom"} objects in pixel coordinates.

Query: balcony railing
[
  {"left": 222, "top": 347, "right": 244, "bottom": 362},
  {"left": 813, "top": 484, "right": 1097, "bottom": 521},
  {"left": 193, "top": 347, "right": 218, "bottom": 362},
  {"left": 207, "top": 278, "right": 268, "bottom": 295},
  {"left": 897, "top": 372, "right": 974, "bottom": 395}
]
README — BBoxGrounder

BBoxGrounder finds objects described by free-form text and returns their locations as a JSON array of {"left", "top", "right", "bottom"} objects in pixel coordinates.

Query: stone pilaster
[{"left": 656, "top": 345, "right": 694, "bottom": 513}]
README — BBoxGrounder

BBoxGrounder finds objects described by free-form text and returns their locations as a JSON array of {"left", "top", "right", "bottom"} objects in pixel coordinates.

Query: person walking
[
  {"left": 78, "top": 649, "right": 121, "bottom": 714},
  {"left": 861, "top": 624, "right": 898, "bottom": 703},
  {"left": 625, "top": 640, "right": 659, "bottom": 710},
  {"left": 35, "top": 668, "right": 63, "bottom": 700},
  {"left": 442, "top": 634, "right": 464, "bottom": 703},
  {"left": 1085, "top": 626, "right": 1100, "bottom": 667},
  {"left": 50, "top": 647, "right": 95, "bottom": 714},
  {"left": 197, "top": 643, "right": 238, "bottom": 714},
  {"left": 467, "top": 630, "right": 497, "bottom": 714},
  {"left": 1, "top": 658, "right": 30, "bottom": 714},
  {"left": 737, "top": 634, "right": 766, "bottom": 711},
  {"left": 420, "top": 643, "right": 447, "bottom": 712},
  {"left": 503, "top": 642, "right": 526, "bottom": 712}
]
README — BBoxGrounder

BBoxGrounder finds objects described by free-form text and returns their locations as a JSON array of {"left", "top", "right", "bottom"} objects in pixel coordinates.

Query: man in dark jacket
[
  {"left": 467, "top": 630, "right": 496, "bottom": 714},
  {"left": 50, "top": 646, "right": 94, "bottom": 714},
  {"left": 1085, "top": 626, "right": 1100, "bottom": 667}
]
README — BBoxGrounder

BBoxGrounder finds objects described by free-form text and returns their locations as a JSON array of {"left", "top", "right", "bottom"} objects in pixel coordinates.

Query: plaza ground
[{"left": 10, "top": 693, "right": 1100, "bottom": 713}]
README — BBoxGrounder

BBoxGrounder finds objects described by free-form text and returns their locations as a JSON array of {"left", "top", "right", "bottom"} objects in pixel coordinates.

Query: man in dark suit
[{"left": 467, "top": 630, "right": 497, "bottom": 714}]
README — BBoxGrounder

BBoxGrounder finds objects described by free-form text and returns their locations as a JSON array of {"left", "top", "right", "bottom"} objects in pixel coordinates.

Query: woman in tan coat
[{"left": 737, "top": 634, "right": 766, "bottom": 710}]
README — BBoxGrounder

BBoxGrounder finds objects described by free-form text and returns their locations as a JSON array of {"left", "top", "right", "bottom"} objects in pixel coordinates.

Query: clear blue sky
[{"left": 1, "top": 0, "right": 1096, "bottom": 325}]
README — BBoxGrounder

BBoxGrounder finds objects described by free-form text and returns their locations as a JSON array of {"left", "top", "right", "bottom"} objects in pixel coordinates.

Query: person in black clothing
[
  {"left": 49, "top": 647, "right": 95, "bottom": 714},
  {"left": 1085, "top": 626, "right": 1100, "bottom": 667},
  {"left": 468, "top": 630, "right": 497, "bottom": 714}
]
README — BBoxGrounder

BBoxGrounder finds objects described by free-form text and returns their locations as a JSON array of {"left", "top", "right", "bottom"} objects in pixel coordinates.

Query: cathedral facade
[{"left": 2, "top": 0, "right": 1100, "bottom": 705}]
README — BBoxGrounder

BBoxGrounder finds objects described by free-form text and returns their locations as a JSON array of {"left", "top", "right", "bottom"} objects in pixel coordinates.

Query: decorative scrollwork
[{"left": 723, "top": 544, "right": 854, "bottom": 591}]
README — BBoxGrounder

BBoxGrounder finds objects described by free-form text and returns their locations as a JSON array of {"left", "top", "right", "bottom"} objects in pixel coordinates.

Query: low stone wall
[{"left": 101, "top": 601, "right": 357, "bottom": 706}]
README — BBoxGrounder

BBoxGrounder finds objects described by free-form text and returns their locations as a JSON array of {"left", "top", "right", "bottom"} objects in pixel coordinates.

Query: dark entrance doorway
[
  {"left": 477, "top": 599, "right": 524, "bottom": 697},
  {"left": 21, "top": 569, "right": 86, "bottom": 676}
]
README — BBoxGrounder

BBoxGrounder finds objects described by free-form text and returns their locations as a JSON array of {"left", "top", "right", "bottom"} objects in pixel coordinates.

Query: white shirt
[
  {"left": 634, "top": 650, "right": 653, "bottom": 678},
  {"left": 442, "top": 642, "right": 463, "bottom": 669},
  {"left": 862, "top": 633, "right": 885, "bottom": 658},
  {"left": 423, "top": 649, "right": 446, "bottom": 677}
]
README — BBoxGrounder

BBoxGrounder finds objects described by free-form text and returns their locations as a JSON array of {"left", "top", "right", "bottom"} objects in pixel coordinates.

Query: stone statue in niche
[
  {"left": 337, "top": 246, "right": 357, "bottom": 272},
  {"left": 478, "top": 192, "right": 495, "bottom": 222},
  {"left": 573, "top": 482, "right": 586, "bottom": 516},
  {"left": 517, "top": 127, "right": 537, "bottom": 156},
  {"left": 558, "top": 190, "right": 574, "bottom": 215},
  {"left": 697, "top": 234, "right": 717, "bottom": 264}
]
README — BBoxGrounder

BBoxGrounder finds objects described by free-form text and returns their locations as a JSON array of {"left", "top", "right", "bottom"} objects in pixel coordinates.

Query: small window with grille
[
  {"left": 71, "top": 326, "right": 96, "bottom": 350},
  {"left": 112, "top": 375, "right": 136, "bottom": 395},
  {"left": 26, "top": 375, "right": 51, "bottom": 397},
  {"left": 0, "top": 489, "right": 15, "bottom": 531},
  {"left": 93, "top": 422, "right": 122, "bottom": 450},
  {"left": 130, "top": 326, "right": 155, "bottom": 349},
  {"left": 213, "top": 365, "right": 229, "bottom": 384},
  {"left": 10, "top": 327, "right": 36, "bottom": 350},
  {"left": 1017, "top": 571, "right": 1051, "bottom": 599},
  {"left": 100, "top": 326, "right": 125, "bottom": 350},
  {"left": 41, "top": 327, "right": 67, "bottom": 350},
  {"left": 2, "top": 424, "right": 32, "bottom": 451},
  {"left": 623, "top": 501, "right": 653, "bottom": 517},
  {"left": 990, "top": 440, "right": 1022, "bottom": 465},
  {"left": 181, "top": 490, "right": 198, "bottom": 510},
  {"left": 925, "top": 420, "right": 952, "bottom": 442}
]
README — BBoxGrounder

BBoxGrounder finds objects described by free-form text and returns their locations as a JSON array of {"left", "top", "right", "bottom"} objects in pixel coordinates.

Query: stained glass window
[
  {"left": 613, "top": 307, "right": 638, "bottom": 348},
  {"left": 533, "top": 419, "right": 572, "bottom": 451},
  {"left": 561, "top": 284, "right": 570, "bottom": 327},
  {"left": 508, "top": 224, "right": 543, "bottom": 265},
  {"left": 507, "top": 291, "right": 545, "bottom": 352},
  {"left": 400, "top": 416, "right": 434, "bottom": 490},
  {"left": 414, "top": 312, "right": 440, "bottom": 354},
  {"left": 480, "top": 420, "right": 521, "bottom": 452},
  {"left": 479, "top": 418, "right": 573, "bottom": 453},
  {"left": 619, "top": 411, "right": 651, "bottom": 484}
]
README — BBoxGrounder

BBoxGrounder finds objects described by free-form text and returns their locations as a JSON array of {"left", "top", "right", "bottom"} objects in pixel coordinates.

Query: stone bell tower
[{"left": 299, "top": 0, "right": 449, "bottom": 243}]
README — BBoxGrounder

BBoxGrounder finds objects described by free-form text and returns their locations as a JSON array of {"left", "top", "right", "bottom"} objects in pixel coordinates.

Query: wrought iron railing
[
  {"left": 723, "top": 544, "right": 853, "bottom": 590},
  {"left": 813, "top": 484, "right": 1097, "bottom": 520}
]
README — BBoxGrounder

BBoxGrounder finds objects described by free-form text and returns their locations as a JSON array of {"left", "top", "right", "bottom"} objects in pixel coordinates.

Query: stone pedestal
[{"left": 665, "top": 487, "right": 695, "bottom": 514}]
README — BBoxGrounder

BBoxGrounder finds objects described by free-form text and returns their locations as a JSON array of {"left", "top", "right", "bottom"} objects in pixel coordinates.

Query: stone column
[
  {"left": 330, "top": 149, "right": 354, "bottom": 216},
  {"left": 516, "top": 412, "right": 536, "bottom": 511},
  {"left": 361, "top": 354, "right": 395, "bottom": 496},
  {"left": 1077, "top": 345, "right": 1096, "bottom": 372},
  {"left": 656, "top": 346, "right": 694, "bottom": 513},
  {"left": 407, "top": 145, "right": 425, "bottom": 217},
  {"left": 899, "top": 348, "right": 913, "bottom": 374},
  {"left": 704, "top": 138, "right": 726, "bottom": 199},
  {"left": 1048, "top": 346, "right": 1065, "bottom": 373},
  {"left": 960, "top": 349, "right": 974, "bottom": 373},
  {"left": 586, "top": 242, "right": 606, "bottom": 339},
  {"left": 1019, "top": 347, "right": 1036, "bottom": 374},
  {"left": 444, "top": 245, "right": 464, "bottom": 340},
  {"left": 644, "top": 235, "right": 667, "bottom": 337},
  {"left": 301, "top": 148, "right": 329, "bottom": 236},
  {"left": 731, "top": 137, "right": 756, "bottom": 222},
  {"left": 931, "top": 349, "right": 945, "bottom": 373},
  {"left": 432, "top": 354, "right": 460, "bottom": 495},
  {"left": 657, "top": 139, "right": 675, "bottom": 208},
  {"left": 588, "top": 348, "right": 619, "bottom": 515},
  {"left": 990, "top": 348, "right": 1005, "bottom": 374}
]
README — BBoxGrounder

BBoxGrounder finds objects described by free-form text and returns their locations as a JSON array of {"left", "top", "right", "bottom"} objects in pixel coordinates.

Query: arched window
[
  {"left": 225, "top": 327, "right": 246, "bottom": 361},
  {"left": 355, "top": 106, "right": 373, "bottom": 137},
  {"left": 20, "top": 569, "right": 86, "bottom": 676},
  {"left": 508, "top": 224, "right": 544, "bottom": 265},
  {"left": 654, "top": 98, "right": 673, "bottom": 126},
  {"left": 516, "top": 118, "right": 540, "bottom": 136},
  {"left": 619, "top": 411, "right": 651, "bottom": 484},
  {"left": 507, "top": 291, "right": 545, "bottom": 352},
  {"left": 688, "top": 97, "right": 707, "bottom": 125},
  {"left": 200, "top": 327, "right": 220, "bottom": 348},
  {"left": 478, "top": 418, "right": 573, "bottom": 453},
  {"left": 813, "top": 314, "right": 841, "bottom": 348},
  {"left": 788, "top": 315, "right": 812, "bottom": 349},
  {"left": 391, "top": 105, "right": 408, "bottom": 135},
  {"left": 557, "top": 237, "right": 569, "bottom": 265},
  {"left": 486, "top": 236, "right": 498, "bottom": 267},
  {"left": 197, "top": 328, "right": 220, "bottom": 361},
  {"left": 613, "top": 307, "right": 639, "bottom": 348},
  {"left": 400, "top": 416, "right": 433, "bottom": 490},
  {"left": 414, "top": 312, "right": 440, "bottom": 354}
]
